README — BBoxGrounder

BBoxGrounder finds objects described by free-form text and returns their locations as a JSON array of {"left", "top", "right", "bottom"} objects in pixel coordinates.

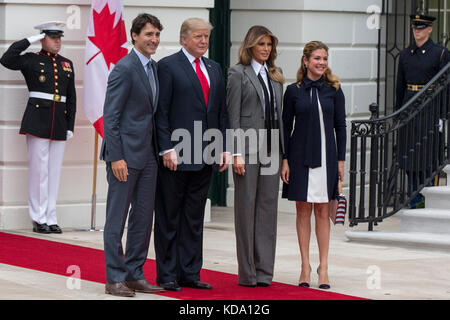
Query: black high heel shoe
[
  {"left": 298, "top": 265, "right": 311, "bottom": 288},
  {"left": 317, "top": 266, "right": 331, "bottom": 290}
]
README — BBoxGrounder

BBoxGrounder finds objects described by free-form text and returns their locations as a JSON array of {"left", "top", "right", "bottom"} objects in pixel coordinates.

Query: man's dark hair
[{"left": 130, "top": 13, "right": 163, "bottom": 45}]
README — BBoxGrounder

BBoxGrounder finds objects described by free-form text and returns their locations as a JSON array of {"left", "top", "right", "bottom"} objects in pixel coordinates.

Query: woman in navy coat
[{"left": 281, "top": 41, "right": 346, "bottom": 289}]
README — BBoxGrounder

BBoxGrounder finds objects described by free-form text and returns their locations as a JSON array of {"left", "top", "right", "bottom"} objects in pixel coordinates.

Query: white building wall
[
  {"left": 227, "top": 0, "right": 383, "bottom": 213},
  {"left": 0, "top": 0, "right": 213, "bottom": 230},
  {"left": 0, "top": 0, "right": 382, "bottom": 229}
]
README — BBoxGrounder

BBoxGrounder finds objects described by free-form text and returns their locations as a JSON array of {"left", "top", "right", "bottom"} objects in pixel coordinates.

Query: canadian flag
[{"left": 83, "top": 0, "right": 128, "bottom": 137}]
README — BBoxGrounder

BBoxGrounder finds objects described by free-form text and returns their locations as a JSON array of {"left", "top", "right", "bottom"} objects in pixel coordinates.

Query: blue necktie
[{"left": 147, "top": 61, "right": 156, "bottom": 105}]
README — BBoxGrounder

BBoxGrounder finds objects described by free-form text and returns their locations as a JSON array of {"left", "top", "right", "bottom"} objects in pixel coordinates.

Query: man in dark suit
[
  {"left": 154, "top": 17, "right": 230, "bottom": 291},
  {"left": 101, "top": 13, "right": 164, "bottom": 297}
]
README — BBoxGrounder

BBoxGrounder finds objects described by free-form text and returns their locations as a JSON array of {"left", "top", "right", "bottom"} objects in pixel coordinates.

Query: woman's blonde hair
[
  {"left": 237, "top": 25, "right": 285, "bottom": 84},
  {"left": 296, "top": 41, "right": 340, "bottom": 90}
]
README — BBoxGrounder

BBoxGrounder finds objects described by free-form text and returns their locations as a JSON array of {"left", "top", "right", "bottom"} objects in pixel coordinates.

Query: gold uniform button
[
  {"left": 64, "top": 110, "right": 67, "bottom": 114},
  {"left": 41, "top": 69, "right": 44, "bottom": 73},
  {"left": 55, "top": 75, "right": 58, "bottom": 79},
  {"left": 55, "top": 89, "right": 59, "bottom": 93},
  {"left": 53, "top": 63, "right": 57, "bottom": 67},
  {"left": 55, "top": 82, "right": 58, "bottom": 86},
  {"left": 54, "top": 69, "right": 58, "bottom": 73},
  {"left": 36, "top": 104, "right": 39, "bottom": 108}
]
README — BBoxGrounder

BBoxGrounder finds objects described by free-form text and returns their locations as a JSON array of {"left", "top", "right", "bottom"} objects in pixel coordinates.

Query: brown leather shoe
[
  {"left": 125, "top": 279, "right": 165, "bottom": 293},
  {"left": 105, "top": 282, "right": 135, "bottom": 297}
]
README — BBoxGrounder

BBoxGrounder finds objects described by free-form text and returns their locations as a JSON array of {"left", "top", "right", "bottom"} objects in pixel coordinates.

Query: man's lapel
[
  {"left": 203, "top": 56, "right": 216, "bottom": 111},
  {"left": 130, "top": 49, "right": 154, "bottom": 107},
  {"left": 177, "top": 50, "right": 208, "bottom": 109}
]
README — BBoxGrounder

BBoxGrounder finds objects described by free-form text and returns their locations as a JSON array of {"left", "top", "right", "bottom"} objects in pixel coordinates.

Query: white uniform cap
[{"left": 34, "top": 21, "right": 66, "bottom": 36}]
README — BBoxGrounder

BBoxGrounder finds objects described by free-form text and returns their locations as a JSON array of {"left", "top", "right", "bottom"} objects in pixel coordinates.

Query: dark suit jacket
[
  {"left": 100, "top": 49, "right": 159, "bottom": 169},
  {"left": 155, "top": 49, "right": 229, "bottom": 171}
]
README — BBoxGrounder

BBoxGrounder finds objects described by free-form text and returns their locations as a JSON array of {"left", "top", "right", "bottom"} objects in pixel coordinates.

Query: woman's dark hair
[{"left": 130, "top": 13, "right": 163, "bottom": 45}]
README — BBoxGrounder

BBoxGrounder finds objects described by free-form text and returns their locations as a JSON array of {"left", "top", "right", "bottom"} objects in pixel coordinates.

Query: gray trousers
[
  {"left": 233, "top": 156, "right": 281, "bottom": 285},
  {"left": 103, "top": 152, "right": 158, "bottom": 284}
]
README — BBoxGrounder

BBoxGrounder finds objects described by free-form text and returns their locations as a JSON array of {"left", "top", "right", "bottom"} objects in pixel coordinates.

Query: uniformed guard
[
  {"left": 395, "top": 13, "right": 450, "bottom": 208},
  {"left": 0, "top": 21, "right": 76, "bottom": 233}
]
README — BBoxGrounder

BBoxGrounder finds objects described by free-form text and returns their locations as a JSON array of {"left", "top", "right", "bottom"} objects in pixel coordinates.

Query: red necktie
[{"left": 195, "top": 58, "right": 209, "bottom": 107}]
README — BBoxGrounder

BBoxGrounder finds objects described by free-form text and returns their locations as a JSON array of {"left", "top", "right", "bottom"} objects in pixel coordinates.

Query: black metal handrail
[{"left": 349, "top": 62, "right": 450, "bottom": 231}]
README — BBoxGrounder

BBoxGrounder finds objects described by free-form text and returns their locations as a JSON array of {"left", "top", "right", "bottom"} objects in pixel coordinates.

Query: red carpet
[{"left": 0, "top": 232, "right": 365, "bottom": 300}]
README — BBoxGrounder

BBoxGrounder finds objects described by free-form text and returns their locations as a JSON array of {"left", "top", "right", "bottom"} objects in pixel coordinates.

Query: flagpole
[{"left": 90, "top": 130, "right": 101, "bottom": 231}]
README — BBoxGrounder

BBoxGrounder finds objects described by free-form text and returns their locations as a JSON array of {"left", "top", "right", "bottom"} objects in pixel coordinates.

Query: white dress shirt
[{"left": 182, "top": 47, "right": 211, "bottom": 86}]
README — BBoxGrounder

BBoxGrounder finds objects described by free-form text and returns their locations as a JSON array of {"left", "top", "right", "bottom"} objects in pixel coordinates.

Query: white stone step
[
  {"left": 397, "top": 208, "right": 450, "bottom": 234},
  {"left": 345, "top": 230, "right": 450, "bottom": 250},
  {"left": 421, "top": 186, "right": 450, "bottom": 209},
  {"left": 443, "top": 165, "right": 450, "bottom": 186}
]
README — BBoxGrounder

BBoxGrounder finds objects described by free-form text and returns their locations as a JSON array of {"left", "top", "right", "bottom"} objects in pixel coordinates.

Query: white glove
[
  {"left": 27, "top": 33, "right": 45, "bottom": 44},
  {"left": 66, "top": 130, "right": 74, "bottom": 140},
  {"left": 439, "top": 119, "right": 444, "bottom": 133}
]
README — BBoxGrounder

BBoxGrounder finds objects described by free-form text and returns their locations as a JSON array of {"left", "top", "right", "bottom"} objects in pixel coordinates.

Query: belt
[
  {"left": 29, "top": 91, "right": 66, "bottom": 103},
  {"left": 407, "top": 84, "right": 425, "bottom": 91},
  {"left": 406, "top": 84, "right": 434, "bottom": 92}
]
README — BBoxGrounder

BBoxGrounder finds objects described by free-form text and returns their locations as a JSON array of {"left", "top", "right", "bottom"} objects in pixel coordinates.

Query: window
[{"left": 428, "top": 0, "right": 450, "bottom": 47}]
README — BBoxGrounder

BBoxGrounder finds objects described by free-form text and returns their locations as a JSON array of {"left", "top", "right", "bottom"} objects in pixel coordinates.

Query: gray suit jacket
[
  {"left": 226, "top": 64, "right": 285, "bottom": 156},
  {"left": 100, "top": 49, "right": 159, "bottom": 169}
]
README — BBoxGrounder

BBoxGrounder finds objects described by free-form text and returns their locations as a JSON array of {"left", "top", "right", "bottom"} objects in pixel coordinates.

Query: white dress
[{"left": 306, "top": 89, "right": 328, "bottom": 203}]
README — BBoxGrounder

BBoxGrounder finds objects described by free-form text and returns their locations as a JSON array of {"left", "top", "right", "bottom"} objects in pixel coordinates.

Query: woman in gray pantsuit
[{"left": 226, "top": 26, "right": 285, "bottom": 287}]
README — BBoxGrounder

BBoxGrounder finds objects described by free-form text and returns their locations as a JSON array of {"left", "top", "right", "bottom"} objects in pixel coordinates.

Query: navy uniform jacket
[
  {"left": 396, "top": 38, "right": 450, "bottom": 109},
  {"left": 0, "top": 38, "right": 76, "bottom": 140}
]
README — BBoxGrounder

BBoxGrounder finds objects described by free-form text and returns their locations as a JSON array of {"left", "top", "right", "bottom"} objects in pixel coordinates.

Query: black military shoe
[
  {"left": 32, "top": 222, "right": 51, "bottom": 234},
  {"left": 48, "top": 224, "right": 63, "bottom": 234}
]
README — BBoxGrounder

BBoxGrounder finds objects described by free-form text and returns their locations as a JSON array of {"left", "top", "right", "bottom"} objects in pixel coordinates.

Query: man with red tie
[{"left": 154, "top": 17, "right": 230, "bottom": 291}]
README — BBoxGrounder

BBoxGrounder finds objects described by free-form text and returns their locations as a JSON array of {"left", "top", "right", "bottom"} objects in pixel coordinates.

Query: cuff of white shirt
[{"left": 159, "top": 149, "right": 175, "bottom": 156}]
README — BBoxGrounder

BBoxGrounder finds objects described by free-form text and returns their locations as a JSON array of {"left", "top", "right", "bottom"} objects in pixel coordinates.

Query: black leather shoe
[
  {"left": 158, "top": 281, "right": 181, "bottom": 291},
  {"left": 32, "top": 222, "right": 51, "bottom": 234},
  {"left": 239, "top": 283, "right": 256, "bottom": 287},
  {"left": 179, "top": 281, "right": 212, "bottom": 289},
  {"left": 257, "top": 282, "right": 270, "bottom": 287},
  {"left": 48, "top": 224, "right": 62, "bottom": 234}
]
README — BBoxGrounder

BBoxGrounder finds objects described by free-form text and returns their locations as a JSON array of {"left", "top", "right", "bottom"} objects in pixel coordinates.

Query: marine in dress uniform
[
  {"left": 0, "top": 21, "right": 76, "bottom": 233},
  {"left": 395, "top": 14, "right": 450, "bottom": 208}
]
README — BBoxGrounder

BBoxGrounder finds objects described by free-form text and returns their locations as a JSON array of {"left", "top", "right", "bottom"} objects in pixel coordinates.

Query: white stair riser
[
  {"left": 401, "top": 216, "right": 450, "bottom": 234},
  {"left": 421, "top": 193, "right": 450, "bottom": 209}
]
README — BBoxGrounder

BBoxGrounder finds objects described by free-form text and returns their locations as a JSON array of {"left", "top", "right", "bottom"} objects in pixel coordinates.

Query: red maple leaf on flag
[{"left": 87, "top": 3, "right": 128, "bottom": 69}]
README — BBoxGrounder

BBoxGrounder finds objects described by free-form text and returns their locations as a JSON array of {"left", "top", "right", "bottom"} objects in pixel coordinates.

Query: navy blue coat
[
  {"left": 282, "top": 77, "right": 346, "bottom": 201},
  {"left": 155, "top": 50, "right": 229, "bottom": 171}
]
